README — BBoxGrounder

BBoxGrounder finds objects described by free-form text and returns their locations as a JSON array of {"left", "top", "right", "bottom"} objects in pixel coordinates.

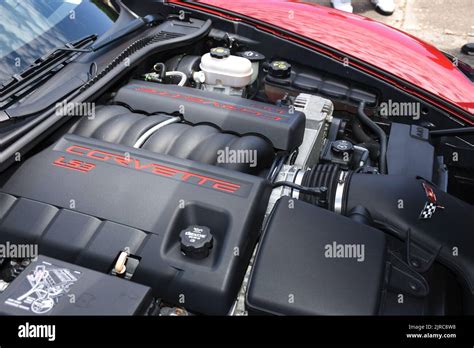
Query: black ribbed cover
[{"left": 70, "top": 105, "right": 274, "bottom": 174}]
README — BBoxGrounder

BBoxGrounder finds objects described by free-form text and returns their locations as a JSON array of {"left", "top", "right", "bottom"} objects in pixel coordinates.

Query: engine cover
[
  {"left": 113, "top": 80, "right": 306, "bottom": 151},
  {"left": 69, "top": 105, "right": 274, "bottom": 175},
  {"left": 0, "top": 134, "right": 271, "bottom": 315}
]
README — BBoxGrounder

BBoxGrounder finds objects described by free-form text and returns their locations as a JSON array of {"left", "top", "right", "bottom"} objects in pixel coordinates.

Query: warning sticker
[{"left": 4, "top": 260, "right": 81, "bottom": 314}]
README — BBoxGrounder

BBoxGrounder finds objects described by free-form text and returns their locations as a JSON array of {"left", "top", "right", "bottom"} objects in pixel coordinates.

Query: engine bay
[{"left": 0, "top": 10, "right": 473, "bottom": 316}]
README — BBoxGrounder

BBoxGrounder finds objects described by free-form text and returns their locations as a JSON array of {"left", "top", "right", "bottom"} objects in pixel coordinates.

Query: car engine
[{"left": 0, "top": 16, "right": 473, "bottom": 317}]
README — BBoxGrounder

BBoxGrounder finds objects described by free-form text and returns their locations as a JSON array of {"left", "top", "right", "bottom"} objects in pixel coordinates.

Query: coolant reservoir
[{"left": 200, "top": 47, "right": 253, "bottom": 87}]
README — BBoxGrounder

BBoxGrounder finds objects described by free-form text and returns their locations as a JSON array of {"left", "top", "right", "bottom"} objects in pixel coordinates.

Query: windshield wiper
[
  {"left": 0, "top": 14, "right": 161, "bottom": 107},
  {"left": 89, "top": 14, "right": 161, "bottom": 52},
  {"left": 0, "top": 34, "right": 98, "bottom": 104}
]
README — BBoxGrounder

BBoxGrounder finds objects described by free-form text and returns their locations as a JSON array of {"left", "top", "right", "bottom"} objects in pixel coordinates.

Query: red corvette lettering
[
  {"left": 150, "top": 164, "right": 181, "bottom": 177},
  {"left": 183, "top": 96, "right": 206, "bottom": 104},
  {"left": 53, "top": 145, "right": 242, "bottom": 194},
  {"left": 221, "top": 103, "right": 239, "bottom": 111},
  {"left": 252, "top": 104, "right": 286, "bottom": 115},
  {"left": 212, "top": 181, "right": 242, "bottom": 193},
  {"left": 133, "top": 86, "right": 286, "bottom": 121},
  {"left": 66, "top": 145, "right": 90, "bottom": 156},
  {"left": 88, "top": 150, "right": 113, "bottom": 161},
  {"left": 113, "top": 155, "right": 132, "bottom": 166}
]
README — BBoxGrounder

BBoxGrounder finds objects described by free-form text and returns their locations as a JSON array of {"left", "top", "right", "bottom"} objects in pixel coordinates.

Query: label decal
[{"left": 5, "top": 261, "right": 81, "bottom": 314}]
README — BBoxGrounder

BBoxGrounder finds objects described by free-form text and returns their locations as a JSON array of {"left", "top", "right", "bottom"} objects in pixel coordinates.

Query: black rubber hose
[
  {"left": 357, "top": 102, "right": 387, "bottom": 174},
  {"left": 430, "top": 126, "right": 474, "bottom": 137},
  {"left": 351, "top": 116, "right": 380, "bottom": 162},
  {"left": 271, "top": 156, "right": 285, "bottom": 182},
  {"left": 272, "top": 181, "right": 327, "bottom": 196},
  {"left": 267, "top": 155, "right": 282, "bottom": 181},
  {"left": 357, "top": 142, "right": 380, "bottom": 162},
  {"left": 352, "top": 117, "right": 375, "bottom": 144}
]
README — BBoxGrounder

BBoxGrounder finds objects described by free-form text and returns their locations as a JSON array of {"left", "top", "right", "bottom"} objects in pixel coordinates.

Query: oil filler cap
[
  {"left": 210, "top": 47, "right": 230, "bottom": 59},
  {"left": 236, "top": 51, "right": 266, "bottom": 62},
  {"left": 331, "top": 140, "right": 354, "bottom": 154},
  {"left": 179, "top": 225, "right": 213, "bottom": 259}
]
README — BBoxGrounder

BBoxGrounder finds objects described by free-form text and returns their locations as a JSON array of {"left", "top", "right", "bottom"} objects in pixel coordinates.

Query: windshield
[{"left": 0, "top": 0, "right": 118, "bottom": 84}]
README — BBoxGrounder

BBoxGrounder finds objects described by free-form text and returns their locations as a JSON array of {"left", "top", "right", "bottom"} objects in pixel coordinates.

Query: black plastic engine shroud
[
  {"left": 0, "top": 134, "right": 272, "bottom": 315},
  {"left": 113, "top": 80, "right": 306, "bottom": 151}
]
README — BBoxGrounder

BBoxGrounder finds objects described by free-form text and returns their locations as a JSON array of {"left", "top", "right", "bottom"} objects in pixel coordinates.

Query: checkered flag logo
[{"left": 419, "top": 202, "right": 437, "bottom": 219}]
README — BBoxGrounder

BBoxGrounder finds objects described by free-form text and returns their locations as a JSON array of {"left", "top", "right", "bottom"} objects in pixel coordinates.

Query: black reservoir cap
[
  {"left": 180, "top": 225, "right": 213, "bottom": 259},
  {"left": 210, "top": 47, "right": 230, "bottom": 59},
  {"left": 268, "top": 60, "right": 292, "bottom": 79}
]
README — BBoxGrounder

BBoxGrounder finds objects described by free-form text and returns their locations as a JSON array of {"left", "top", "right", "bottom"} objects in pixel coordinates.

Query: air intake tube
[{"left": 340, "top": 173, "right": 474, "bottom": 296}]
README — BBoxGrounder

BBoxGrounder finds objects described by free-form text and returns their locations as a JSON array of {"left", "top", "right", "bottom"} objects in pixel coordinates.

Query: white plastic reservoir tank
[{"left": 200, "top": 47, "right": 253, "bottom": 88}]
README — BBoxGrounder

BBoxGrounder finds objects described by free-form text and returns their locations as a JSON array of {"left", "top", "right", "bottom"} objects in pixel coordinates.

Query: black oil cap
[
  {"left": 179, "top": 225, "right": 213, "bottom": 259},
  {"left": 235, "top": 50, "right": 266, "bottom": 62},
  {"left": 210, "top": 47, "right": 230, "bottom": 59},
  {"left": 331, "top": 140, "right": 354, "bottom": 154},
  {"left": 268, "top": 60, "right": 292, "bottom": 78}
]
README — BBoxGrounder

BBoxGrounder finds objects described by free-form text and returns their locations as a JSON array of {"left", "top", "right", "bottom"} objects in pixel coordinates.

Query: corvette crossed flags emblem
[{"left": 419, "top": 182, "right": 444, "bottom": 220}]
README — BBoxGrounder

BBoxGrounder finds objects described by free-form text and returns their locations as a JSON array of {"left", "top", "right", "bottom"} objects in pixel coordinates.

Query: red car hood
[{"left": 176, "top": 0, "right": 474, "bottom": 120}]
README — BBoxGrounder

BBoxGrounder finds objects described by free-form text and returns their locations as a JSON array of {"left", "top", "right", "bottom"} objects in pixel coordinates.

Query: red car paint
[
  {"left": 171, "top": 0, "right": 474, "bottom": 122},
  {"left": 54, "top": 145, "right": 242, "bottom": 194}
]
